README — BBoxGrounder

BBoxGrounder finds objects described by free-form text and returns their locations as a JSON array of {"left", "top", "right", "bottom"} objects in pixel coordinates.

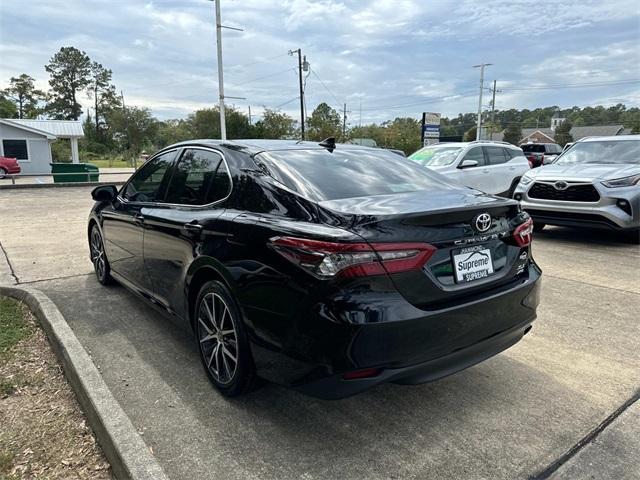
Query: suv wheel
[
  {"left": 90, "top": 225, "right": 113, "bottom": 285},
  {"left": 0, "top": 167, "right": 7, "bottom": 179},
  {"left": 195, "top": 281, "right": 256, "bottom": 397}
]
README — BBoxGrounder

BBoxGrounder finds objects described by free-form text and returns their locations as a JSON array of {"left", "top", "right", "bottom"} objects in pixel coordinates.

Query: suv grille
[{"left": 528, "top": 182, "right": 600, "bottom": 202}]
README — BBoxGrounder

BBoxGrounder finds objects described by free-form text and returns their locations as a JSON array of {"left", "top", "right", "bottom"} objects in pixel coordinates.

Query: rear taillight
[
  {"left": 527, "top": 159, "right": 534, "bottom": 168},
  {"left": 269, "top": 236, "right": 436, "bottom": 278},
  {"left": 513, "top": 218, "right": 533, "bottom": 247}
]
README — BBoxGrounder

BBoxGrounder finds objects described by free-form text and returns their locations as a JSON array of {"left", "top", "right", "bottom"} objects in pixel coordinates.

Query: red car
[{"left": 0, "top": 156, "right": 21, "bottom": 179}]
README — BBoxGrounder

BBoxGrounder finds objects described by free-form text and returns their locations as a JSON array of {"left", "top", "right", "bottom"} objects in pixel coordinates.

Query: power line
[
  {"left": 233, "top": 67, "right": 296, "bottom": 87},
  {"left": 359, "top": 91, "right": 477, "bottom": 111},
  {"left": 501, "top": 78, "right": 640, "bottom": 91},
  {"left": 228, "top": 52, "right": 290, "bottom": 70},
  {"left": 309, "top": 68, "right": 341, "bottom": 106},
  {"left": 274, "top": 96, "right": 300, "bottom": 109}
]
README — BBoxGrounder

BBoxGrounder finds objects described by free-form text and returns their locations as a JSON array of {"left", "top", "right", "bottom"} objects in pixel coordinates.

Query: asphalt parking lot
[{"left": 1, "top": 186, "right": 639, "bottom": 479}]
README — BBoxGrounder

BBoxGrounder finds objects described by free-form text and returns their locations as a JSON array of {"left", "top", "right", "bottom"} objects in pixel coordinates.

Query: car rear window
[
  {"left": 255, "top": 148, "right": 454, "bottom": 201},
  {"left": 521, "top": 144, "right": 545, "bottom": 153}
]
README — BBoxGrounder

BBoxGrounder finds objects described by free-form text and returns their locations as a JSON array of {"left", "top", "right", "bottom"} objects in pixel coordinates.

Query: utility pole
[
  {"left": 248, "top": 105, "right": 252, "bottom": 125},
  {"left": 473, "top": 63, "right": 492, "bottom": 141},
  {"left": 359, "top": 100, "right": 362, "bottom": 128},
  {"left": 213, "top": 0, "right": 226, "bottom": 140},
  {"left": 490, "top": 80, "right": 497, "bottom": 140},
  {"left": 342, "top": 103, "right": 347, "bottom": 141},
  {"left": 120, "top": 90, "right": 135, "bottom": 169},
  {"left": 289, "top": 49, "right": 306, "bottom": 141}
]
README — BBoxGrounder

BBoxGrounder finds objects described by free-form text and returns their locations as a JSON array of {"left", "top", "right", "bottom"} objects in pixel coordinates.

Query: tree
[
  {"left": 554, "top": 120, "right": 573, "bottom": 147},
  {"left": 306, "top": 102, "right": 341, "bottom": 141},
  {"left": 381, "top": 117, "right": 422, "bottom": 154},
  {"left": 188, "top": 106, "right": 251, "bottom": 139},
  {"left": 253, "top": 109, "right": 296, "bottom": 139},
  {"left": 87, "top": 61, "right": 120, "bottom": 138},
  {"left": 503, "top": 122, "right": 522, "bottom": 145},
  {"left": 0, "top": 92, "right": 18, "bottom": 118},
  {"left": 105, "top": 106, "right": 157, "bottom": 157},
  {"left": 2, "top": 74, "right": 45, "bottom": 118},
  {"left": 463, "top": 126, "right": 477, "bottom": 142},
  {"left": 45, "top": 46, "right": 91, "bottom": 119}
]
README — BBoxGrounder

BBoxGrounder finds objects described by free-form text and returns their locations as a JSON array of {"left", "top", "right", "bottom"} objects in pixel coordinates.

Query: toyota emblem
[
  {"left": 473, "top": 213, "right": 492, "bottom": 233},
  {"left": 554, "top": 181, "right": 569, "bottom": 190}
]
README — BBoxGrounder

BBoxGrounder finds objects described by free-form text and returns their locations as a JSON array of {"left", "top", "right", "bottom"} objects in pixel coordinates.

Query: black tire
[
  {"left": 89, "top": 225, "right": 113, "bottom": 285},
  {"left": 533, "top": 222, "right": 546, "bottom": 232},
  {"left": 0, "top": 167, "right": 7, "bottom": 179},
  {"left": 195, "top": 281, "right": 256, "bottom": 397},
  {"left": 508, "top": 178, "right": 521, "bottom": 198}
]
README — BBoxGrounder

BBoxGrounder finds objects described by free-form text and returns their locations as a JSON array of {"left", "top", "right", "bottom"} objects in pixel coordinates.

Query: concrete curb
[
  {"left": 0, "top": 285, "right": 169, "bottom": 480},
  {"left": 0, "top": 181, "right": 126, "bottom": 190}
]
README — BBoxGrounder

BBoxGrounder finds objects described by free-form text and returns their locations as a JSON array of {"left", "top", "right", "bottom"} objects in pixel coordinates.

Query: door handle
[
  {"left": 482, "top": 169, "right": 490, "bottom": 174},
  {"left": 183, "top": 222, "right": 203, "bottom": 234},
  {"left": 134, "top": 213, "right": 145, "bottom": 225}
]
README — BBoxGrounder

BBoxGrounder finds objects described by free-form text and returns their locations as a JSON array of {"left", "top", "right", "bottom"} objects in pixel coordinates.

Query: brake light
[
  {"left": 269, "top": 236, "right": 436, "bottom": 278},
  {"left": 513, "top": 218, "right": 533, "bottom": 247}
]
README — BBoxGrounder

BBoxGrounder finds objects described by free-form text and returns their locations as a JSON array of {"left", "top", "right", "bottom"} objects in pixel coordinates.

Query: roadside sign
[{"left": 421, "top": 112, "right": 441, "bottom": 146}]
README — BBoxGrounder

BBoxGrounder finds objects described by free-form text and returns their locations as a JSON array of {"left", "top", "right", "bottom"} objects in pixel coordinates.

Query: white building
[{"left": 0, "top": 119, "right": 84, "bottom": 174}]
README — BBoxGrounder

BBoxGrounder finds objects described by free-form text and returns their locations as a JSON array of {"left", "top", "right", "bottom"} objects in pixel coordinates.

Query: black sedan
[{"left": 88, "top": 139, "right": 541, "bottom": 399}]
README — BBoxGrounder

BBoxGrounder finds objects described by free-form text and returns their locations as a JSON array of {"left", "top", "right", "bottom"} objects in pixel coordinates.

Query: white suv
[{"left": 409, "top": 141, "right": 531, "bottom": 196}]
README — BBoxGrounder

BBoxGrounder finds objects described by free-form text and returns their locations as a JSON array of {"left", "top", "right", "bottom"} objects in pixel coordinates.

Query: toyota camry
[{"left": 87, "top": 139, "right": 541, "bottom": 399}]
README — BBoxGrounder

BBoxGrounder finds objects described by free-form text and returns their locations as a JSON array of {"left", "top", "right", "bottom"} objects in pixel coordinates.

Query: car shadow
[
  {"left": 38, "top": 274, "right": 616, "bottom": 479},
  {"left": 536, "top": 225, "right": 639, "bottom": 247}
]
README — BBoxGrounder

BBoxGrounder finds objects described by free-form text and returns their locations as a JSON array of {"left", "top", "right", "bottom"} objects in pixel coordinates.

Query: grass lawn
[
  {"left": 0, "top": 297, "right": 111, "bottom": 479},
  {"left": 84, "top": 158, "right": 133, "bottom": 169}
]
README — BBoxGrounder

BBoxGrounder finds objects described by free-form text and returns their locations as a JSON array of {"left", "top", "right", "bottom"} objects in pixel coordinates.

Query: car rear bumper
[
  {"left": 0, "top": 165, "right": 20, "bottom": 174},
  {"left": 250, "top": 263, "right": 541, "bottom": 399}
]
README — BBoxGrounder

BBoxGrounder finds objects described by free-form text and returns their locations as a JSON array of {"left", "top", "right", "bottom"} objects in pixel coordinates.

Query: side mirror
[
  {"left": 459, "top": 159, "right": 478, "bottom": 169},
  {"left": 91, "top": 185, "right": 118, "bottom": 202}
]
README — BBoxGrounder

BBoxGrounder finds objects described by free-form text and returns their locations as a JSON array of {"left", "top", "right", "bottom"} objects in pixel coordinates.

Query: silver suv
[{"left": 514, "top": 135, "right": 640, "bottom": 232}]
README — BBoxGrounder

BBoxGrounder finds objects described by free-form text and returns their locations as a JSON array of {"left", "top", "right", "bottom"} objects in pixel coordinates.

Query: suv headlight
[
  {"left": 519, "top": 174, "right": 534, "bottom": 186},
  {"left": 601, "top": 174, "right": 640, "bottom": 188}
]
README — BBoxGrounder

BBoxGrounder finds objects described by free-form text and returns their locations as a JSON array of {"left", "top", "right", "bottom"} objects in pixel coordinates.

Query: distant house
[
  {"left": 492, "top": 113, "right": 629, "bottom": 144},
  {"left": 0, "top": 119, "right": 84, "bottom": 174}
]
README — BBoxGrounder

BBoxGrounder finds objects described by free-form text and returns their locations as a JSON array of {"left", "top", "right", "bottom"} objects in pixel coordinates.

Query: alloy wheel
[
  {"left": 90, "top": 228, "right": 106, "bottom": 280},
  {"left": 197, "top": 292, "right": 239, "bottom": 385}
]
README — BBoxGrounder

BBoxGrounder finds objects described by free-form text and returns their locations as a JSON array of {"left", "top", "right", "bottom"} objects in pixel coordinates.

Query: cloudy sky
[{"left": 1, "top": 0, "right": 639, "bottom": 125}]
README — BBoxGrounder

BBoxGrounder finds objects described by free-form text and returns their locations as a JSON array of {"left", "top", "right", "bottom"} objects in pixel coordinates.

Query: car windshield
[
  {"left": 408, "top": 146, "right": 462, "bottom": 166},
  {"left": 256, "top": 148, "right": 455, "bottom": 201},
  {"left": 555, "top": 139, "right": 640, "bottom": 165}
]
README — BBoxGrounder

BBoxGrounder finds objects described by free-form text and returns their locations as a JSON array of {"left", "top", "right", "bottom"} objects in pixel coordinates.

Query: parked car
[
  {"left": 88, "top": 139, "right": 540, "bottom": 399},
  {"left": 0, "top": 156, "right": 20, "bottom": 179},
  {"left": 514, "top": 135, "right": 640, "bottom": 233},
  {"left": 408, "top": 141, "right": 530, "bottom": 197},
  {"left": 521, "top": 143, "right": 562, "bottom": 168}
]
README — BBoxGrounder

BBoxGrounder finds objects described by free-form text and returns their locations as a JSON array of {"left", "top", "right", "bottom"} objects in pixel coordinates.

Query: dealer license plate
[{"left": 453, "top": 247, "right": 494, "bottom": 283}]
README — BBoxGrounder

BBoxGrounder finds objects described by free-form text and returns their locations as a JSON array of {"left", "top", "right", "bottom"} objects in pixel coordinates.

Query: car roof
[
  {"left": 577, "top": 135, "right": 640, "bottom": 143},
  {"left": 166, "top": 138, "right": 382, "bottom": 155},
  {"left": 427, "top": 141, "right": 520, "bottom": 149}
]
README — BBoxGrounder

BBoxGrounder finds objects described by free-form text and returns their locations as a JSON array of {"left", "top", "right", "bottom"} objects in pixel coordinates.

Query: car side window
[
  {"left": 506, "top": 148, "right": 521, "bottom": 159},
  {"left": 164, "top": 149, "right": 231, "bottom": 205},
  {"left": 484, "top": 146, "right": 508, "bottom": 165},
  {"left": 461, "top": 147, "right": 485, "bottom": 166},
  {"left": 122, "top": 151, "right": 175, "bottom": 203}
]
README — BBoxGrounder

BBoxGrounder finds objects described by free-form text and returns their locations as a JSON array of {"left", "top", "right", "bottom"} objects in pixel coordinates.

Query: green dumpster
[{"left": 50, "top": 163, "right": 99, "bottom": 183}]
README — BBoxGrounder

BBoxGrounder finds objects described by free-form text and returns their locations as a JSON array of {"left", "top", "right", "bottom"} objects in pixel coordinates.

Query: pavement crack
[
  {"left": 543, "top": 273, "right": 640, "bottom": 296},
  {"left": 18, "top": 273, "right": 94, "bottom": 285},
  {"left": 529, "top": 388, "right": 640, "bottom": 480},
  {"left": 0, "top": 239, "right": 19, "bottom": 284}
]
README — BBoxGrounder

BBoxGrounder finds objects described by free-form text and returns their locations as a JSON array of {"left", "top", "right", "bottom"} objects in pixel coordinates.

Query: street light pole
[
  {"left": 473, "top": 63, "right": 491, "bottom": 141},
  {"left": 214, "top": 0, "right": 226, "bottom": 140}
]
